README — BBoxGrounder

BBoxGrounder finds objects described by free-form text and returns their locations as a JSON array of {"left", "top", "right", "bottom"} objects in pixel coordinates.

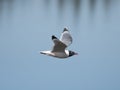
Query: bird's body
[
  {"left": 40, "top": 27, "right": 77, "bottom": 59},
  {"left": 40, "top": 50, "right": 69, "bottom": 58}
]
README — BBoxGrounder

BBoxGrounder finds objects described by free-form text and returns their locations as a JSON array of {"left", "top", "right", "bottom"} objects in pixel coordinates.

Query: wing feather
[
  {"left": 60, "top": 28, "right": 72, "bottom": 46},
  {"left": 51, "top": 35, "right": 67, "bottom": 52}
]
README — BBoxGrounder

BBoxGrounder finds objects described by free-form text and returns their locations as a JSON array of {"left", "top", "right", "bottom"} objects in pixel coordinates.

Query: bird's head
[{"left": 68, "top": 50, "right": 78, "bottom": 57}]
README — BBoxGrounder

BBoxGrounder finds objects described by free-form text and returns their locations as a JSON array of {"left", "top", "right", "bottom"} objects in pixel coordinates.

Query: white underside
[{"left": 40, "top": 50, "right": 69, "bottom": 58}]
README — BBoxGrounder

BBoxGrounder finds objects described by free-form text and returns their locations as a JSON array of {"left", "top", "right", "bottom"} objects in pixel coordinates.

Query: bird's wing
[
  {"left": 60, "top": 28, "right": 72, "bottom": 46},
  {"left": 51, "top": 35, "right": 67, "bottom": 52}
]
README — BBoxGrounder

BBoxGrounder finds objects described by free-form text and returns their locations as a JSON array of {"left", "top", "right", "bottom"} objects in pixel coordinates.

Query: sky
[{"left": 0, "top": 0, "right": 120, "bottom": 90}]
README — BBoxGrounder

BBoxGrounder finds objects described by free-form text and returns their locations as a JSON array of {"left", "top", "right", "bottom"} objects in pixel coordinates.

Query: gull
[{"left": 40, "top": 27, "right": 78, "bottom": 58}]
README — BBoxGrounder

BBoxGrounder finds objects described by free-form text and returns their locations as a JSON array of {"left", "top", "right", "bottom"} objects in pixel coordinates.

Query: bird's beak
[{"left": 75, "top": 52, "right": 78, "bottom": 55}]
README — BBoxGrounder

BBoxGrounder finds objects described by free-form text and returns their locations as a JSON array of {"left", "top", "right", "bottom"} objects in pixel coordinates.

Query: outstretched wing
[
  {"left": 51, "top": 35, "right": 67, "bottom": 52},
  {"left": 60, "top": 27, "right": 72, "bottom": 46}
]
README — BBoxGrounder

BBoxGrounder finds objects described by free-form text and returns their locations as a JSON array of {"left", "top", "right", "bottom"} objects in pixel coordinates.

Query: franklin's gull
[{"left": 40, "top": 27, "right": 78, "bottom": 58}]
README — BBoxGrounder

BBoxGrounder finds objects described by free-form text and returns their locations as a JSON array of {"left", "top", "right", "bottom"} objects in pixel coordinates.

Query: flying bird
[{"left": 40, "top": 27, "right": 78, "bottom": 58}]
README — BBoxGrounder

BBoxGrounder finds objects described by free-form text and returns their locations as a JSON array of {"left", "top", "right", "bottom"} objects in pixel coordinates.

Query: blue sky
[{"left": 0, "top": 0, "right": 120, "bottom": 90}]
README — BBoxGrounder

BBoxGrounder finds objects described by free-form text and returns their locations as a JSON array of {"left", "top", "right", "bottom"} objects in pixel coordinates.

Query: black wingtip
[
  {"left": 63, "top": 27, "right": 68, "bottom": 32},
  {"left": 52, "top": 35, "right": 57, "bottom": 40}
]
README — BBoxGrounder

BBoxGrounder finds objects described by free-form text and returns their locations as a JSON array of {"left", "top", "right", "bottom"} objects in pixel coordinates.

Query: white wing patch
[{"left": 60, "top": 28, "right": 72, "bottom": 46}]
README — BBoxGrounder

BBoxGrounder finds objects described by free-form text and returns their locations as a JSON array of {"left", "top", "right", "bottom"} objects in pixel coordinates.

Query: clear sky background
[{"left": 0, "top": 0, "right": 120, "bottom": 90}]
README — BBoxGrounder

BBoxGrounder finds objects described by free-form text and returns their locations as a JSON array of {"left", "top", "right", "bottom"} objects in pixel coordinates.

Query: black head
[{"left": 68, "top": 50, "right": 78, "bottom": 57}]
